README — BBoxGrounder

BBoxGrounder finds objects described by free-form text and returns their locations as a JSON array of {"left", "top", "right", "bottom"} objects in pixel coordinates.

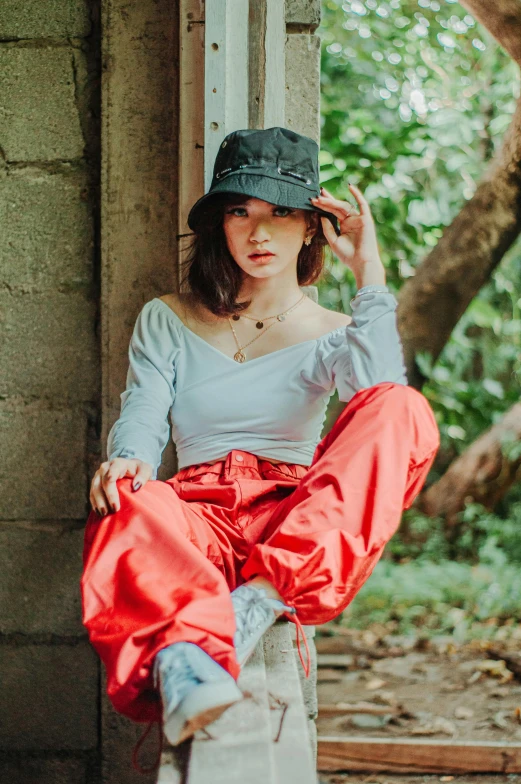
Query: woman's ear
[{"left": 307, "top": 211, "right": 319, "bottom": 238}]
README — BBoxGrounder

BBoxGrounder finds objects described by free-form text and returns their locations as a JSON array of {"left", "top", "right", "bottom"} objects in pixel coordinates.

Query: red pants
[{"left": 80, "top": 382, "right": 440, "bottom": 724}]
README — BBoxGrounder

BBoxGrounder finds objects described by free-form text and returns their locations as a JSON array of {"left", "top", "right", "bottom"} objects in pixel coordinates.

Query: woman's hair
[{"left": 179, "top": 192, "right": 330, "bottom": 317}]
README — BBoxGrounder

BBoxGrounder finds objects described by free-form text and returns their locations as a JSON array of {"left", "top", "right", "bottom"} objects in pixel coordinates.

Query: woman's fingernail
[{"left": 133, "top": 481, "right": 141, "bottom": 491}]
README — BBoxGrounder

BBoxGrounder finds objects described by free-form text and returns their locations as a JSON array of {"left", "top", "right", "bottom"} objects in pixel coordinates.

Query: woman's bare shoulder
[
  {"left": 312, "top": 301, "right": 352, "bottom": 330},
  {"left": 158, "top": 292, "right": 195, "bottom": 324}
]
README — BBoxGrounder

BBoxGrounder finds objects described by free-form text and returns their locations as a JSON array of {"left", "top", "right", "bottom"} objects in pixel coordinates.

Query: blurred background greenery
[{"left": 316, "top": 0, "right": 521, "bottom": 636}]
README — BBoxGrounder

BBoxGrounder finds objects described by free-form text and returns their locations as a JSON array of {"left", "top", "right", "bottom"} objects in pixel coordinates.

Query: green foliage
[
  {"left": 318, "top": 1, "right": 521, "bottom": 568},
  {"left": 386, "top": 486, "right": 521, "bottom": 565},
  {"left": 344, "top": 557, "right": 521, "bottom": 638}
]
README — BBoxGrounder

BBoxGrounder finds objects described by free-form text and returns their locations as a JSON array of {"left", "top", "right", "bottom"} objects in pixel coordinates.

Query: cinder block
[
  {"left": 0, "top": 291, "right": 98, "bottom": 402},
  {"left": 0, "top": 525, "right": 85, "bottom": 635},
  {"left": 0, "top": 171, "right": 94, "bottom": 292},
  {"left": 0, "top": 403, "right": 88, "bottom": 519},
  {"left": 0, "top": 48, "right": 84, "bottom": 161},
  {"left": 101, "top": 673, "right": 159, "bottom": 784},
  {"left": 0, "top": 756, "right": 88, "bottom": 784},
  {"left": 285, "top": 34, "right": 321, "bottom": 142},
  {"left": 286, "top": 0, "right": 321, "bottom": 27},
  {"left": 0, "top": 643, "right": 98, "bottom": 750},
  {"left": 0, "top": 1, "right": 91, "bottom": 39}
]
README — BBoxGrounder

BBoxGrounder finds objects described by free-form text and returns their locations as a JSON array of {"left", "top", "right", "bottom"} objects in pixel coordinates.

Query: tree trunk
[
  {"left": 417, "top": 401, "right": 521, "bottom": 526},
  {"left": 397, "top": 0, "right": 521, "bottom": 388}
]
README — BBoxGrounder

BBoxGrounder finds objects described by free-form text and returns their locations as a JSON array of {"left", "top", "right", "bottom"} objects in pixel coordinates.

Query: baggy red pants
[{"left": 80, "top": 382, "right": 440, "bottom": 724}]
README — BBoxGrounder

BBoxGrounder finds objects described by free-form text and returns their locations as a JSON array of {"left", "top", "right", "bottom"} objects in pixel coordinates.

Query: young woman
[{"left": 80, "top": 127, "right": 440, "bottom": 773}]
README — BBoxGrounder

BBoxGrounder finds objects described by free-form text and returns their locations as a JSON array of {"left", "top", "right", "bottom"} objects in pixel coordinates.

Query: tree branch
[{"left": 459, "top": 0, "right": 521, "bottom": 65}]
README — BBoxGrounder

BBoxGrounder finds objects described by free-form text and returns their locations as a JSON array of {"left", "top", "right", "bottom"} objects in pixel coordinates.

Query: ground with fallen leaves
[
  {"left": 319, "top": 776, "right": 521, "bottom": 783},
  {"left": 316, "top": 620, "right": 521, "bottom": 783}
]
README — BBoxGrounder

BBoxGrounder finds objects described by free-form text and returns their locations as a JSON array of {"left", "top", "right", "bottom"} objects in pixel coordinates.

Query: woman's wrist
[
  {"left": 350, "top": 284, "right": 390, "bottom": 307},
  {"left": 354, "top": 259, "right": 386, "bottom": 289}
]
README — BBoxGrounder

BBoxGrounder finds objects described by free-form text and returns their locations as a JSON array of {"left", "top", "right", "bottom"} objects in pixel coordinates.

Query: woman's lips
[{"left": 248, "top": 253, "right": 274, "bottom": 262}]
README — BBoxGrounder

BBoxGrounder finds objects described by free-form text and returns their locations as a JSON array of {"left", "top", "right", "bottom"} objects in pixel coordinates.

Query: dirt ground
[
  {"left": 319, "top": 776, "right": 521, "bottom": 783},
  {"left": 315, "top": 622, "right": 521, "bottom": 784}
]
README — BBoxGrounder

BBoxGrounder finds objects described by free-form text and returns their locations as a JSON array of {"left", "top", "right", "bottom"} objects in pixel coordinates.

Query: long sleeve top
[{"left": 107, "top": 286, "right": 408, "bottom": 477}]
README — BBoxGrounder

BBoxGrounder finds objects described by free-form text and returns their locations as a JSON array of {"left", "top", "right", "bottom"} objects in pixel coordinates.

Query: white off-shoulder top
[{"left": 107, "top": 286, "right": 408, "bottom": 476}]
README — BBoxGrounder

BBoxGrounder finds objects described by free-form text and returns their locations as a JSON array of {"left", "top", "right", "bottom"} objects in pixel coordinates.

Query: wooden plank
[
  {"left": 318, "top": 702, "right": 399, "bottom": 717},
  {"left": 263, "top": 623, "right": 317, "bottom": 784},
  {"left": 317, "top": 654, "right": 355, "bottom": 669},
  {"left": 318, "top": 737, "right": 521, "bottom": 774},
  {"left": 187, "top": 641, "right": 275, "bottom": 783}
]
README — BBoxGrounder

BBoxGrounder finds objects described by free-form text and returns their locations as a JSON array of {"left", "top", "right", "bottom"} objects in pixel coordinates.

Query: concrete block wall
[
  {"left": 0, "top": 2, "right": 101, "bottom": 782},
  {"left": 285, "top": 0, "right": 322, "bottom": 140}
]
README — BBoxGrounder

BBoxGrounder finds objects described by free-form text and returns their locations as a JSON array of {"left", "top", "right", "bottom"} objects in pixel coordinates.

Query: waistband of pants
[{"left": 176, "top": 450, "right": 308, "bottom": 481}]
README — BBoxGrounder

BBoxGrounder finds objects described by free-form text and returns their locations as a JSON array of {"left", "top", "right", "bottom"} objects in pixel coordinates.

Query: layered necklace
[{"left": 227, "top": 292, "right": 306, "bottom": 363}]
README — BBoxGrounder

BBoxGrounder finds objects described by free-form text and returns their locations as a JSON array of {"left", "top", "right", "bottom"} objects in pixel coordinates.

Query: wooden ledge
[{"left": 157, "top": 622, "right": 317, "bottom": 783}]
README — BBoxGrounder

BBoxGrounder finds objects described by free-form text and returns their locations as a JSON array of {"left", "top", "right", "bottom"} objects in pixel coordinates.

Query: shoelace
[
  {"left": 282, "top": 607, "right": 311, "bottom": 679},
  {"left": 132, "top": 717, "right": 163, "bottom": 775}
]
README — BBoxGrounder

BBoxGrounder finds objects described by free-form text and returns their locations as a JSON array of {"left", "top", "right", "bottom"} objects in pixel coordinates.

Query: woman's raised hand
[
  {"left": 311, "top": 184, "right": 385, "bottom": 288},
  {"left": 89, "top": 457, "right": 153, "bottom": 516}
]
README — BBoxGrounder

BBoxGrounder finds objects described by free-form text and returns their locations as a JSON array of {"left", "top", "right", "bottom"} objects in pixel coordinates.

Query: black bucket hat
[{"left": 187, "top": 126, "right": 341, "bottom": 236}]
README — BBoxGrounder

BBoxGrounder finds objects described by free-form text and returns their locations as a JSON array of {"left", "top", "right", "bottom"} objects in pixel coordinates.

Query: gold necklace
[
  {"left": 231, "top": 304, "right": 295, "bottom": 329},
  {"left": 227, "top": 293, "right": 306, "bottom": 363}
]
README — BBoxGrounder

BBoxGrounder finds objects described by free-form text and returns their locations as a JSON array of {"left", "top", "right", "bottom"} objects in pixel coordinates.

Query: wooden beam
[
  {"left": 317, "top": 654, "right": 355, "bottom": 669},
  {"left": 318, "top": 702, "right": 399, "bottom": 717},
  {"left": 318, "top": 737, "right": 521, "bottom": 774}
]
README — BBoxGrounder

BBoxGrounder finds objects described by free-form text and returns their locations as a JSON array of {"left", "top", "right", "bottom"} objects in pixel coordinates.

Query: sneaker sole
[{"left": 164, "top": 679, "right": 243, "bottom": 746}]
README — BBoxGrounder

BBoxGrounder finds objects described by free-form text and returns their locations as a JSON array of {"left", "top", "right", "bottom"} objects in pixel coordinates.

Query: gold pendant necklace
[
  {"left": 232, "top": 307, "right": 292, "bottom": 330},
  {"left": 227, "top": 292, "right": 306, "bottom": 363}
]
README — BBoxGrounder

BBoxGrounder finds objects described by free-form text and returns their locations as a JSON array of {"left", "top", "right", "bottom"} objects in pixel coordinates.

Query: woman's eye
[{"left": 226, "top": 207, "right": 293, "bottom": 217}]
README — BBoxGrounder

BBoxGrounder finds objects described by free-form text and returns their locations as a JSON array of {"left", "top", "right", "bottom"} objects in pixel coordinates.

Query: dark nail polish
[{"left": 133, "top": 481, "right": 141, "bottom": 491}]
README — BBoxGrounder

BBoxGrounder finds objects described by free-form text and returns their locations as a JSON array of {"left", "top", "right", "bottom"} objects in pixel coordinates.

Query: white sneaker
[
  {"left": 153, "top": 642, "right": 243, "bottom": 745},
  {"left": 231, "top": 583, "right": 296, "bottom": 667}
]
